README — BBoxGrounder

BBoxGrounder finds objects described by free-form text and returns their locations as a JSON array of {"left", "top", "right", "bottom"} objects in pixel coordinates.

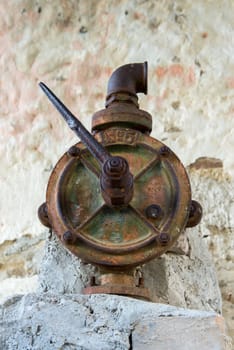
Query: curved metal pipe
[{"left": 106, "top": 62, "right": 148, "bottom": 98}]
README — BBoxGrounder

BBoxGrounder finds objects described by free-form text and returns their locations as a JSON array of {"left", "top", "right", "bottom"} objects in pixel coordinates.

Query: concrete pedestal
[{"left": 0, "top": 293, "right": 231, "bottom": 350}]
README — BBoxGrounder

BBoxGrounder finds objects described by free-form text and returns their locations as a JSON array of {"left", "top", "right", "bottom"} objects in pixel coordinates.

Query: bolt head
[
  {"left": 106, "top": 156, "right": 127, "bottom": 175},
  {"left": 158, "top": 232, "right": 170, "bottom": 245},
  {"left": 159, "top": 146, "right": 170, "bottom": 156},
  {"left": 186, "top": 200, "right": 203, "bottom": 227},
  {"left": 38, "top": 202, "right": 51, "bottom": 228},
  {"left": 67, "top": 146, "right": 80, "bottom": 157},
  {"left": 145, "top": 204, "right": 163, "bottom": 219},
  {"left": 63, "top": 231, "right": 76, "bottom": 244}
]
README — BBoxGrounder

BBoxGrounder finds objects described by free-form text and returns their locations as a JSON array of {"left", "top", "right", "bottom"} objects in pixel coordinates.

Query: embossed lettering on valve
[{"left": 100, "top": 129, "right": 140, "bottom": 145}]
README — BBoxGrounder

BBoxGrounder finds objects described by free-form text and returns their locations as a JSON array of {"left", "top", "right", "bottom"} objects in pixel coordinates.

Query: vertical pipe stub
[{"left": 92, "top": 62, "right": 152, "bottom": 133}]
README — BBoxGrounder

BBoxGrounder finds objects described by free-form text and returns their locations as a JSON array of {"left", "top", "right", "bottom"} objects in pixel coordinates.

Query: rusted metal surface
[
  {"left": 186, "top": 200, "right": 203, "bottom": 227},
  {"left": 38, "top": 202, "right": 51, "bottom": 228},
  {"left": 106, "top": 62, "right": 148, "bottom": 101},
  {"left": 38, "top": 62, "right": 202, "bottom": 300},
  {"left": 92, "top": 62, "right": 152, "bottom": 133},
  {"left": 83, "top": 273, "right": 151, "bottom": 301},
  {"left": 92, "top": 99, "right": 152, "bottom": 133},
  {"left": 44, "top": 127, "right": 192, "bottom": 267},
  {"left": 83, "top": 284, "right": 151, "bottom": 301},
  {"left": 39, "top": 82, "right": 134, "bottom": 207},
  {"left": 145, "top": 204, "right": 163, "bottom": 219},
  {"left": 100, "top": 156, "right": 133, "bottom": 206},
  {"left": 63, "top": 230, "right": 77, "bottom": 244}
]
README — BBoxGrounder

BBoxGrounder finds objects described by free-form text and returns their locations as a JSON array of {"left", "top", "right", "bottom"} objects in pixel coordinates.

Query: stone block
[{"left": 0, "top": 294, "right": 231, "bottom": 350}]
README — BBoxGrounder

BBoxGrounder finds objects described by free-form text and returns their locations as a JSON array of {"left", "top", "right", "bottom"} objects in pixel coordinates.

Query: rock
[
  {"left": 0, "top": 234, "right": 45, "bottom": 302},
  {"left": 188, "top": 165, "right": 234, "bottom": 341},
  {"left": 189, "top": 157, "right": 223, "bottom": 170},
  {"left": 0, "top": 293, "right": 231, "bottom": 350},
  {"left": 38, "top": 233, "right": 99, "bottom": 294},
  {"left": 143, "top": 227, "right": 222, "bottom": 312}
]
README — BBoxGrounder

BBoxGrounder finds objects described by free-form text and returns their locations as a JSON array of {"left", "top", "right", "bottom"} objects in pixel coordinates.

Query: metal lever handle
[
  {"left": 39, "top": 82, "right": 110, "bottom": 164},
  {"left": 39, "top": 82, "right": 133, "bottom": 207}
]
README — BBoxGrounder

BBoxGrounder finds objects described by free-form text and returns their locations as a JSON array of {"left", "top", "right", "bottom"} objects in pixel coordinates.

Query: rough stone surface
[
  {"left": 143, "top": 227, "right": 222, "bottom": 312},
  {"left": 0, "top": 293, "right": 232, "bottom": 350},
  {"left": 0, "top": 233, "right": 45, "bottom": 302},
  {"left": 188, "top": 164, "right": 234, "bottom": 341},
  {"left": 0, "top": 0, "right": 234, "bottom": 343},
  {"left": 38, "top": 233, "right": 100, "bottom": 295},
  {"left": 39, "top": 230, "right": 222, "bottom": 314}
]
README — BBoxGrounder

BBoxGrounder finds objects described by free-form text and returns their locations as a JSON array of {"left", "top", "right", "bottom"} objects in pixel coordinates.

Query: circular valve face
[{"left": 46, "top": 127, "right": 191, "bottom": 268}]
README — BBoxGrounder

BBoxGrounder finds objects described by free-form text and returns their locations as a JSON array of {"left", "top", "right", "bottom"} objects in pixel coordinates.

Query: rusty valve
[{"left": 38, "top": 62, "right": 202, "bottom": 301}]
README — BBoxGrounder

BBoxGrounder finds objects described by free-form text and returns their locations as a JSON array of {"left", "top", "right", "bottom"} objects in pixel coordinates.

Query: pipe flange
[{"left": 92, "top": 103, "right": 152, "bottom": 133}]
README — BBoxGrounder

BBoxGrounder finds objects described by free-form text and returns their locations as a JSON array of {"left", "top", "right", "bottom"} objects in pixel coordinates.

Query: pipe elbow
[
  {"left": 92, "top": 62, "right": 152, "bottom": 133},
  {"left": 107, "top": 62, "right": 148, "bottom": 98}
]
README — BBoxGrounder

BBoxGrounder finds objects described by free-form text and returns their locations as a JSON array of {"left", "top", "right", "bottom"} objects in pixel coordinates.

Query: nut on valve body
[{"left": 101, "top": 156, "right": 133, "bottom": 207}]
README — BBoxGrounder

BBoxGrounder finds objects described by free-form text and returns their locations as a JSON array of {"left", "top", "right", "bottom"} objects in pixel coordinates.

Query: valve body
[{"left": 38, "top": 62, "right": 202, "bottom": 300}]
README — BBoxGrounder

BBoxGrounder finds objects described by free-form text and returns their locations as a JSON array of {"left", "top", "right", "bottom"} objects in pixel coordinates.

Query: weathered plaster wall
[{"left": 0, "top": 0, "right": 233, "bottom": 341}]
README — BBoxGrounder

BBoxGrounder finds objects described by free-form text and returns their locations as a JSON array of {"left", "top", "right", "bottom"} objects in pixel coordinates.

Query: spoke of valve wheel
[
  {"left": 77, "top": 204, "right": 158, "bottom": 254},
  {"left": 129, "top": 205, "right": 161, "bottom": 236},
  {"left": 39, "top": 82, "right": 110, "bottom": 165},
  {"left": 77, "top": 204, "right": 106, "bottom": 231},
  {"left": 134, "top": 156, "right": 159, "bottom": 181},
  {"left": 80, "top": 155, "right": 101, "bottom": 178}
]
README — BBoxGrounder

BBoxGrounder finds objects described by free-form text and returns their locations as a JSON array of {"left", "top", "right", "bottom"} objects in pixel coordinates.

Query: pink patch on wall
[
  {"left": 185, "top": 67, "right": 196, "bottom": 85},
  {"left": 168, "top": 64, "right": 184, "bottom": 77},
  {"left": 72, "top": 40, "right": 83, "bottom": 51},
  {"left": 226, "top": 77, "right": 234, "bottom": 89},
  {"left": 201, "top": 32, "right": 208, "bottom": 38},
  {"left": 156, "top": 89, "right": 169, "bottom": 109},
  {"left": 133, "top": 12, "right": 146, "bottom": 22},
  {"left": 155, "top": 64, "right": 196, "bottom": 86},
  {"left": 155, "top": 66, "right": 168, "bottom": 80}
]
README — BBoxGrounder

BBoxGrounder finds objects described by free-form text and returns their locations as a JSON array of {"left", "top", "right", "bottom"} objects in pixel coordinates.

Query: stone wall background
[{"left": 0, "top": 0, "right": 233, "bottom": 341}]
